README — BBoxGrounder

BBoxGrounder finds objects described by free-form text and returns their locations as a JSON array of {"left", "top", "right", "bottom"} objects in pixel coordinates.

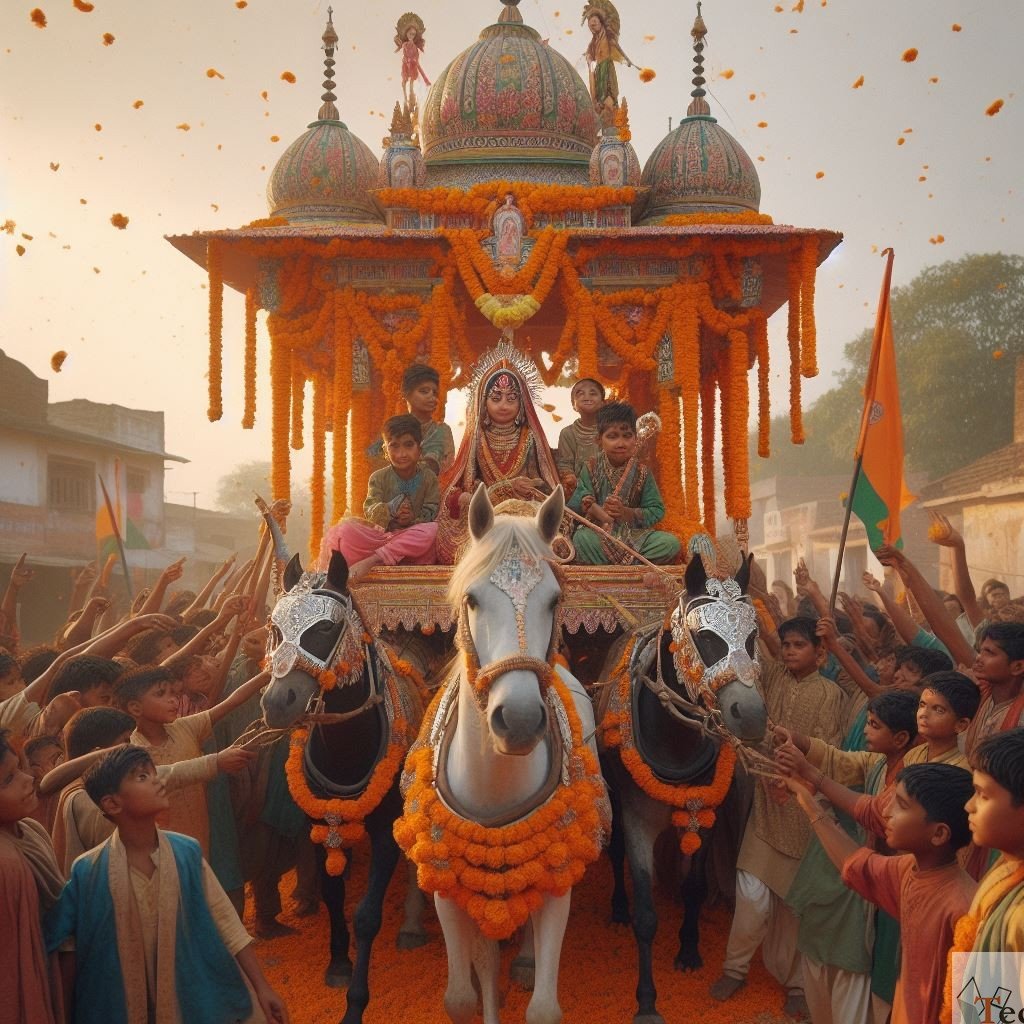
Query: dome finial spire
[
  {"left": 498, "top": 0, "right": 524, "bottom": 25},
  {"left": 687, "top": 1, "right": 711, "bottom": 117},
  {"left": 318, "top": 6, "right": 340, "bottom": 122}
]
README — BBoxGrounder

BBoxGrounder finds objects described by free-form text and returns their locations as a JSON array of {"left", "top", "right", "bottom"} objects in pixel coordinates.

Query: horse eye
[
  {"left": 466, "top": 594, "right": 478, "bottom": 611},
  {"left": 548, "top": 595, "right": 559, "bottom": 612},
  {"left": 745, "top": 630, "right": 757, "bottom": 658},
  {"left": 695, "top": 629, "right": 729, "bottom": 666}
]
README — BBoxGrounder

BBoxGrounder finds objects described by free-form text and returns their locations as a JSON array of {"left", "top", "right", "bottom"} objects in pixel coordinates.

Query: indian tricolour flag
[{"left": 849, "top": 250, "right": 915, "bottom": 548}]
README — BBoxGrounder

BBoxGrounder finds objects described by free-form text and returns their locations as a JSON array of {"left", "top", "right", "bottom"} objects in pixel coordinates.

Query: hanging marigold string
[
  {"left": 242, "top": 286, "right": 257, "bottom": 429},
  {"left": 207, "top": 240, "right": 224, "bottom": 422},
  {"left": 754, "top": 312, "right": 771, "bottom": 459},
  {"left": 726, "top": 329, "right": 751, "bottom": 521},
  {"left": 800, "top": 237, "right": 819, "bottom": 378},
  {"left": 700, "top": 363, "right": 717, "bottom": 533},
  {"left": 310, "top": 376, "right": 326, "bottom": 565},
  {"left": 290, "top": 356, "right": 305, "bottom": 451},
  {"left": 269, "top": 329, "right": 291, "bottom": 501},
  {"left": 332, "top": 291, "right": 351, "bottom": 523},
  {"left": 787, "top": 257, "right": 805, "bottom": 444},
  {"left": 672, "top": 293, "right": 702, "bottom": 522}
]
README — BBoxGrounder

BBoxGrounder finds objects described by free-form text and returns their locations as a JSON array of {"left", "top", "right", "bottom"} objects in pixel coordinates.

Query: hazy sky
[{"left": 1, "top": 0, "right": 1020, "bottom": 508}]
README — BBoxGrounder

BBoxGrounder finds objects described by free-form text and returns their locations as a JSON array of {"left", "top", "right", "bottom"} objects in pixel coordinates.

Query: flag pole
[
  {"left": 98, "top": 474, "right": 134, "bottom": 602},
  {"left": 827, "top": 248, "right": 896, "bottom": 615}
]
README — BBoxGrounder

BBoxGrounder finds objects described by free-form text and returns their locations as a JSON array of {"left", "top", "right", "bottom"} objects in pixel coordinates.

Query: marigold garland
[
  {"left": 207, "top": 240, "right": 223, "bottom": 422},
  {"left": 242, "top": 286, "right": 257, "bottom": 429},
  {"left": 787, "top": 256, "right": 806, "bottom": 444},
  {"left": 600, "top": 640, "right": 736, "bottom": 855},
  {"left": 269, "top": 330, "right": 291, "bottom": 500},
  {"left": 331, "top": 290, "right": 351, "bottom": 522},
  {"left": 290, "top": 357, "right": 305, "bottom": 451},
  {"left": 754, "top": 312, "right": 771, "bottom": 459},
  {"left": 395, "top": 670, "right": 606, "bottom": 941},
  {"left": 286, "top": 668, "right": 414, "bottom": 876},
  {"left": 700, "top": 365, "right": 717, "bottom": 533},
  {"left": 800, "top": 237, "right": 819, "bottom": 377},
  {"left": 310, "top": 376, "right": 326, "bottom": 564},
  {"left": 661, "top": 212, "right": 775, "bottom": 226}
]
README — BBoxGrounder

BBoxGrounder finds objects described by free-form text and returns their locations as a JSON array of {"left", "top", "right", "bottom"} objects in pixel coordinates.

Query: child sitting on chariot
[
  {"left": 567, "top": 401, "right": 680, "bottom": 565},
  {"left": 368, "top": 363, "right": 455, "bottom": 476},
  {"left": 321, "top": 414, "right": 440, "bottom": 581},
  {"left": 556, "top": 377, "right": 605, "bottom": 499}
]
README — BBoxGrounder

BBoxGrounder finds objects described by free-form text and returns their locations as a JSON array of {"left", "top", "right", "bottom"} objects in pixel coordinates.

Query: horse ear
[
  {"left": 736, "top": 552, "right": 754, "bottom": 595},
  {"left": 326, "top": 549, "right": 349, "bottom": 594},
  {"left": 468, "top": 483, "right": 494, "bottom": 542},
  {"left": 537, "top": 486, "right": 564, "bottom": 545},
  {"left": 283, "top": 553, "right": 304, "bottom": 592},
  {"left": 684, "top": 552, "right": 708, "bottom": 598}
]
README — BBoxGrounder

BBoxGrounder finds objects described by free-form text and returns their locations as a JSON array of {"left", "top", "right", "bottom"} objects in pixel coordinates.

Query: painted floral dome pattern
[
  {"left": 640, "top": 114, "right": 761, "bottom": 222},
  {"left": 421, "top": 12, "right": 598, "bottom": 178},
  {"left": 268, "top": 120, "right": 383, "bottom": 224}
]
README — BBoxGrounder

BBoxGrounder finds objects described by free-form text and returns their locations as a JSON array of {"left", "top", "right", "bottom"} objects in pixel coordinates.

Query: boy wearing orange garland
[
  {"left": 711, "top": 617, "right": 843, "bottom": 1018},
  {"left": 786, "top": 762, "right": 977, "bottom": 1024},
  {"left": 321, "top": 414, "right": 440, "bottom": 581}
]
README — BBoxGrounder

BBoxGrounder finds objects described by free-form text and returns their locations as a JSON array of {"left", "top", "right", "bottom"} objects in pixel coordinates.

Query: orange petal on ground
[
  {"left": 235, "top": 0, "right": 248, "bottom": 6},
  {"left": 639, "top": 67, "right": 656, "bottom": 83}
]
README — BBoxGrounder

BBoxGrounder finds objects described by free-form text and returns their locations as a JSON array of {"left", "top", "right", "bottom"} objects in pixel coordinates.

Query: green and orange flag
[{"left": 849, "top": 249, "right": 915, "bottom": 548}]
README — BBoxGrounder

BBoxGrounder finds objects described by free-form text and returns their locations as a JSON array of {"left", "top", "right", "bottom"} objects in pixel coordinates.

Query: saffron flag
[{"left": 849, "top": 249, "right": 915, "bottom": 548}]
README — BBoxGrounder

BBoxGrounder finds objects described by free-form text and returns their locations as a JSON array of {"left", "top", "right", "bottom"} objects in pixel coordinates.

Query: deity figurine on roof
[
  {"left": 395, "top": 12, "right": 431, "bottom": 111},
  {"left": 435, "top": 342, "right": 561, "bottom": 564},
  {"left": 582, "top": 0, "right": 633, "bottom": 121}
]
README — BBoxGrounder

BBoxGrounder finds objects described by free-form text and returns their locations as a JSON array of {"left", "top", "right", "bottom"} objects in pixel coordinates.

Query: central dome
[{"left": 420, "top": 1, "right": 599, "bottom": 185}]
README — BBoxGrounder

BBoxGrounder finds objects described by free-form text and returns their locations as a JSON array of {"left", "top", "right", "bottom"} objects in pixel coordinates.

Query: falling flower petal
[
  {"left": 235, "top": 0, "right": 247, "bottom": 6},
  {"left": 79, "top": 198, "right": 87, "bottom": 204},
  {"left": 951, "top": 23, "right": 962, "bottom": 32},
  {"left": 852, "top": 75, "right": 864, "bottom": 88},
  {"left": 49, "top": 161, "right": 59, "bottom": 171},
  {"left": 1, "top": 221, "right": 14, "bottom": 234},
  {"left": 792, "top": 0, "right": 804, "bottom": 10},
  {"left": 133, "top": 99, "right": 144, "bottom": 108},
  {"left": 986, "top": 99, "right": 1004, "bottom": 116},
  {"left": 720, "top": 69, "right": 734, "bottom": 79},
  {"left": 789, "top": 28, "right": 799, "bottom": 33},
  {"left": 757, "top": 121, "right": 768, "bottom": 128},
  {"left": 94, "top": 123, "right": 102, "bottom": 131},
  {"left": 929, "top": 234, "right": 945, "bottom": 244},
  {"left": 50, "top": 350, "right": 67, "bottom": 372},
  {"left": 757, "top": 155, "right": 765, "bottom": 162},
  {"left": 919, "top": 175, "right": 927, "bottom": 181},
  {"left": 815, "top": 171, "right": 825, "bottom": 179},
  {"left": 30, "top": 9, "right": 46, "bottom": 28},
  {"left": 639, "top": 67, "right": 656, "bottom": 83},
  {"left": 102, "top": 32, "right": 115, "bottom": 45},
  {"left": 73, "top": 0, "right": 93, "bottom": 9},
  {"left": 993, "top": 350, "right": 1005, "bottom": 360},
  {"left": 110, "top": 212, "right": 129, "bottom": 229},
  {"left": 929, "top": 76, "right": 940, "bottom": 83},
  {"left": 270, "top": 135, "right": 280, "bottom": 142},
  {"left": 749, "top": 93, "right": 756, "bottom": 100},
  {"left": 16, "top": 244, "right": 26, "bottom": 255},
  {"left": 21, "top": 233, "right": 33, "bottom": 241},
  {"left": 211, "top": 203, "right": 219, "bottom": 211},
  {"left": 206, "top": 68, "right": 225, "bottom": 79},
  {"left": 280, "top": 71, "right": 296, "bottom": 84},
  {"left": 552, "top": 414, "right": 563, "bottom": 423},
  {"left": 897, "top": 137, "right": 905, "bottom": 145},
  {"left": 643, "top": 34, "right": 655, "bottom": 41},
  {"left": 774, "top": 4, "right": 783, "bottom": 10},
  {"left": 176, "top": 123, "right": 191, "bottom": 131},
  {"left": 902, "top": 48, "right": 918, "bottom": 62}
]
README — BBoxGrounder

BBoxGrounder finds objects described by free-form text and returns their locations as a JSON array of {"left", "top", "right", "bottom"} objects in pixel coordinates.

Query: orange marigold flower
[
  {"left": 30, "top": 8, "right": 46, "bottom": 28},
  {"left": 50, "top": 351, "right": 67, "bottom": 372},
  {"left": 280, "top": 71, "right": 296, "bottom": 84},
  {"left": 206, "top": 68, "right": 224, "bottom": 79},
  {"left": 720, "top": 69, "right": 734, "bottom": 79},
  {"left": 102, "top": 32, "right": 115, "bottom": 45},
  {"left": 73, "top": 0, "right": 94, "bottom": 9},
  {"left": 132, "top": 99, "right": 144, "bottom": 108},
  {"left": 852, "top": 74, "right": 864, "bottom": 88},
  {"left": 902, "top": 47, "right": 918, "bottom": 62},
  {"left": 638, "top": 67, "right": 656, "bottom": 83},
  {"left": 110, "top": 212, "right": 129, "bottom": 229},
  {"left": 993, "top": 350, "right": 1005, "bottom": 360},
  {"left": 986, "top": 99, "right": 1004, "bottom": 117}
]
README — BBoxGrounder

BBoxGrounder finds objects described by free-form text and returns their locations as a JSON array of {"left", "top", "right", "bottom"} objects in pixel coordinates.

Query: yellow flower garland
[
  {"left": 207, "top": 240, "right": 223, "bottom": 422},
  {"left": 242, "top": 286, "right": 257, "bottom": 430},
  {"left": 599, "top": 640, "right": 737, "bottom": 855},
  {"left": 395, "top": 668, "right": 607, "bottom": 941}
]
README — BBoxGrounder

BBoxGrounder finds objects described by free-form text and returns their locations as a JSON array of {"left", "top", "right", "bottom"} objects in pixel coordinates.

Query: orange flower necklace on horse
[
  {"left": 594, "top": 552, "right": 770, "bottom": 1024},
  {"left": 257, "top": 506, "right": 428, "bottom": 1024},
  {"left": 395, "top": 485, "right": 610, "bottom": 1024}
]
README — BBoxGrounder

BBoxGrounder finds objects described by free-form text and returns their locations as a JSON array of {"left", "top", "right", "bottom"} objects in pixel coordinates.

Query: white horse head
[{"left": 448, "top": 484, "right": 564, "bottom": 756}]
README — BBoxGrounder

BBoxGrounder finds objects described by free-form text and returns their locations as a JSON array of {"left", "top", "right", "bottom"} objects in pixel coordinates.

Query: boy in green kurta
[
  {"left": 555, "top": 377, "right": 605, "bottom": 499},
  {"left": 568, "top": 401, "right": 679, "bottom": 566},
  {"left": 321, "top": 415, "right": 439, "bottom": 580}
]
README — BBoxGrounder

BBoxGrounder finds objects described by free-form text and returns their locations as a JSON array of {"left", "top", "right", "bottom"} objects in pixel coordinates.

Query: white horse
[{"left": 396, "top": 485, "right": 608, "bottom": 1024}]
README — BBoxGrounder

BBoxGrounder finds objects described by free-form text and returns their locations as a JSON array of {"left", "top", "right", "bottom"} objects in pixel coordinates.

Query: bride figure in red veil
[{"left": 436, "top": 342, "right": 561, "bottom": 564}]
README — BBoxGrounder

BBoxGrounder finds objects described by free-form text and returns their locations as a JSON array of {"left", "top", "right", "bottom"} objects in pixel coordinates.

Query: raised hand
[
  {"left": 72, "top": 561, "right": 98, "bottom": 588},
  {"left": 161, "top": 558, "right": 186, "bottom": 584},
  {"left": 862, "top": 571, "right": 883, "bottom": 594},
  {"left": 9, "top": 553, "right": 34, "bottom": 589},
  {"left": 815, "top": 615, "right": 840, "bottom": 648},
  {"left": 793, "top": 557, "right": 812, "bottom": 593},
  {"left": 216, "top": 747, "right": 257, "bottom": 774},
  {"left": 927, "top": 512, "right": 964, "bottom": 548}
]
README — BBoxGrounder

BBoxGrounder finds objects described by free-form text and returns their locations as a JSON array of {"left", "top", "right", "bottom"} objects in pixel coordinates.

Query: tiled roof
[{"left": 919, "top": 442, "right": 1024, "bottom": 501}]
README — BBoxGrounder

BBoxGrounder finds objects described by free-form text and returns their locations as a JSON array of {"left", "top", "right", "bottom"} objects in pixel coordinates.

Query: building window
[
  {"left": 47, "top": 458, "right": 95, "bottom": 512},
  {"left": 126, "top": 468, "right": 149, "bottom": 495}
]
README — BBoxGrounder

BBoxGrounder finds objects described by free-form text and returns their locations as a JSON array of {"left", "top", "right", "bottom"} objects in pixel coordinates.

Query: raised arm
[
  {"left": 782, "top": 774, "right": 862, "bottom": 873},
  {"left": 0, "top": 553, "right": 33, "bottom": 647},
  {"left": 163, "top": 595, "right": 248, "bottom": 666},
  {"left": 928, "top": 513, "right": 984, "bottom": 627},
  {"left": 181, "top": 555, "right": 236, "bottom": 621},
  {"left": 816, "top": 616, "right": 885, "bottom": 700},
  {"left": 61, "top": 596, "right": 111, "bottom": 650},
  {"left": 67, "top": 561, "right": 98, "bottom": 615},
  {"left": 793, "top": 558, "right": 829, "bottom": 618},
  {"left": 207, "top": 670, "right": 271, "bottom": 728},
  {"left": 862, "top": 570, "right": 919, "bottom": 645},
  {"left": 138, "top": 558, "right": 186, "bottom": 615},
  {"left": 875, "top": 545, "right": 976, "bottom": 666}
]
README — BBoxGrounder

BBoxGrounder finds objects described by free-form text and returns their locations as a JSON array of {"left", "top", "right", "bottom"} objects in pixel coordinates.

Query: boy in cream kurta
[{"left": 711, "top": 618, "right": 843, "bottom": 1016}]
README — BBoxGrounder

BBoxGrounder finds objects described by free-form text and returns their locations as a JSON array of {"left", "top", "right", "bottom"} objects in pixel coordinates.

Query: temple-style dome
[
  {"left": 639, "top": 5, "right": 760, "bottom": 223},
  {"left": 266, "top": 11, "right": 383, "bottom": 225},
  {"left": 420, "top": 0, "right": 599, "bottom": 186}
]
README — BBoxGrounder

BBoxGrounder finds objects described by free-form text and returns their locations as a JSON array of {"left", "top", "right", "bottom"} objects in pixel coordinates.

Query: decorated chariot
[{"left": 167, "top": 2, "right": 842, "bottom": 1021}]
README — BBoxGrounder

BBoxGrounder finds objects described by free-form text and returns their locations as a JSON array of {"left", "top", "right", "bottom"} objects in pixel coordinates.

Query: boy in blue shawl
[{"left": 46, "top": 745, "right": 289, "bottom": 1024}]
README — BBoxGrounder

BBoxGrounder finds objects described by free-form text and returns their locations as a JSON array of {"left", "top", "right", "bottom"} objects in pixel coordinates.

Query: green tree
[
  {"left": 215, "top": 460, "right": 315, "bottom": 562},
  {"left": 752, "top": 253, "right": 1024, "bottom": 482}
]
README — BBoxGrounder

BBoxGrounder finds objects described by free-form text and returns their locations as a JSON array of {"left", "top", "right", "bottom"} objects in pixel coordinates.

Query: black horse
[
  {"left": 260, "top": 531, "right": 427, "bottom": 1024},
  {"left": 597, "top": 553, "right": 768, "bottom": 1024}
]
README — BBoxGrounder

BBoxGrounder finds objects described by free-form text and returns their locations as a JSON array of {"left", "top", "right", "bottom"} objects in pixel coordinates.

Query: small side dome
[
  {"left": 639, "top": 4, "right": 760, "bottom": 222},
  {"left": 265, "top": 11, "right": 383, "bottom": 225}
]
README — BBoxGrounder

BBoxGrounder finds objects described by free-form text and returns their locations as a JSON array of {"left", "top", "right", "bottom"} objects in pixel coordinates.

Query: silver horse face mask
[
  {"left": 268, "top": 574, "right": 355, "bottom": 681},
  {"left": 671, "top": 577, "right": 759, "bottom": 695}
]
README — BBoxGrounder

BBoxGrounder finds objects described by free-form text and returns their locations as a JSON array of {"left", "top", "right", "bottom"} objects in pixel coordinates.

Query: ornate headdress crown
[{"left": 467, "top": 340, "right": 543, "bottom": 406}]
